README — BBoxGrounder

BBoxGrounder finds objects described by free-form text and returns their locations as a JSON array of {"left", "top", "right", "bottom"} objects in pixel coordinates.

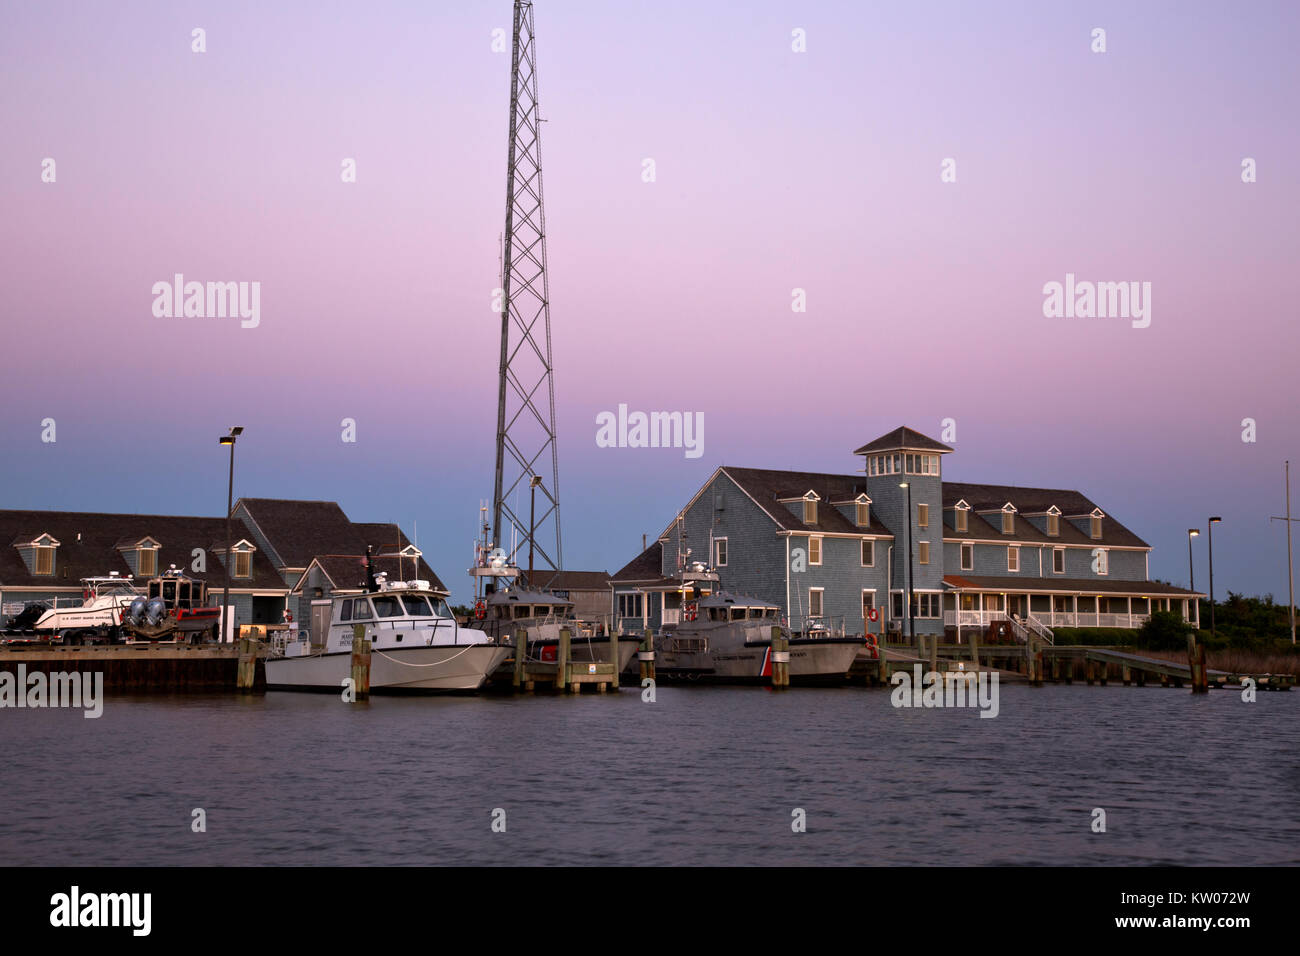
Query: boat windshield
[
  {"left": 400, "top": 594, "right": 432, "bottom": 616},
  {"left": 430, "top": 597, "right": 452, "bottom": 618},
  {"left": 371, "top": 595, "right": 404, "bottom": 618}
]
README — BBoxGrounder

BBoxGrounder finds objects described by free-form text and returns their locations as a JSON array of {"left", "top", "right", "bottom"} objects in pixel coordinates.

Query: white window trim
[
  {"left": 917, "top": 503, "right": 929, "bottom": 528},
  {"left": 808, "top": 587, "right": 824, "bottom": 618},
  {"left": 1096, "top": 548, "right": 1109, "bottom": 576},
  {"left": 918, "top": 541, "right": 930, "bottom": 565},
  {"left": 809, "top": 535, "right": 823, "bottom": 566},
  {"left": 713, "top": 536, "right": 728, "bottom": 567},
  {"left": 1008, "top": 546, "right": 1020, "bottom": 573},
  {"left": 1052, "top": 547, "right": 1065, "bottom": 574},
  {"left": 860, "top": 539, "right": 875, "bottom": 568},
  {"left": 961, "top": 542, "right": 974, "bottom": 571}
]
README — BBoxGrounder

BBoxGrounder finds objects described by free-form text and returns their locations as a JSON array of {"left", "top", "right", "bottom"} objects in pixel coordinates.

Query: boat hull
[
  {"left": 653, "top": 635, "right": 863, "bottom": 685},
  {"left": 266, "top": 644, "right": 512, "bottom": 693}
]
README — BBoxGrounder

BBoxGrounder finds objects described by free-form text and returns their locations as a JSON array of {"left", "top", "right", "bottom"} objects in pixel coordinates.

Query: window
[
  {"left": 713, "top": 537, "right": 728, "bottom": 567},
  {"left": 955, "top": 509, "right": 968, "bottom": 533},
  {"left": 34, "top": 546, "right": 54, "bottom": 575},
  {"left": 809, "top": 536, "right": 822, "bottom": 565},
  {"left": 891, "top": 591, "right": 904, "bottom": 617},
  {"left": 803, "top": 495, "right": 818, "bottom": 524},
  {"left": 1091, "top": 515, "right": 1103, "bottom": 539},
  {"left": 339, "top": 599, "right": 353, "bottom": 621},
  {"left": 919, "top": 541, "right": 930, "bottom": 564},
  {"left": 860, "top": 540, "right": 875, "bottom": 567},
  {"left": 617, "top": 593, "right": 643, "bottom": 618},
  {"left": 1053, "top": 548, "right": 1065, "bottom": 574},
  {"left": 1095, "top": 549, "right": 1109, "bottom": 575},
  {"left": 1047, "top": 513, "right": 1059, "bottom": 536},
  {"left": 139, "top": 548, "right": 157, "bottom": 576},
  {"left": 868, "top": 456, "right": 877, "bottom": 477},
  {"left": 961, "top": 542, "right": 973, "bottom": 571},
  {"left": 917, "top": 503, "right": 929, "bottom": 528},
  {"left": 809, "top": 588, "right": 823, "bottom": 618},
  {"left": 1002, "top": 511, "right": 1015, "bottom": 534},
  {"left": 910, "top": 593, "right": 940, "bottom": 618},
  {"left": 351, "top": 600, "right": 373, "bottom": 620},
  {"left": 1008, "top": 547, "right": 1020, "bottom": 572},
  {"left": 372, "top": 595, "right": 403, "bottom": 617},
  {"left": 235, "top": 551, "right": 251, "bottom": 578},
  {"left": 862, "top": 591, "right": 875, "bottom": 616},
  {"left": 856, "top": 501, "right": 870, "bottom": 527}
]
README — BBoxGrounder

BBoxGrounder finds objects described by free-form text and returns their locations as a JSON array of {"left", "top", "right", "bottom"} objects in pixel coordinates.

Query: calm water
[{"left": 2, "top": 683, "right": 1297, "bottom": 865}]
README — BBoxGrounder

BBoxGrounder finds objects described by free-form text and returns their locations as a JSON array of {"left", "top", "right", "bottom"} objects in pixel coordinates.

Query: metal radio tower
[{"left": 492, "top": 0, "right": 562, "bottom": 586}]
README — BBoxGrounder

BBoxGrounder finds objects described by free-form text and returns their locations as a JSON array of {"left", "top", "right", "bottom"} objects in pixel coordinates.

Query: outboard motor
[
  {"left": 144, "top": 597, "right": 167, "bottom": 628},
  {"left": 128, "top": 596, "right": 148, "bottom": 627}
]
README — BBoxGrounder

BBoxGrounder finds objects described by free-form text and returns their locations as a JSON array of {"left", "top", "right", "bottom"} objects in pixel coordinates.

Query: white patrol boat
[
  {"left": 34, "top": 573, "right": 142, "bottom": 644},
  {"left": 265, "top": 572, "right": 511, "bottom": 694}
]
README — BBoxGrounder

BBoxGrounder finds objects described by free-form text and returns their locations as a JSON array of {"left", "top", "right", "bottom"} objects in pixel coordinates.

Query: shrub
[{"left": 1137, "top": 610, "right": 1196, "bottom": 651}]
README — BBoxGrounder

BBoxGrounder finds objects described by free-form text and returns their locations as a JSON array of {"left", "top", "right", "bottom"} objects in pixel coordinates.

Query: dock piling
[
  {"left": 236, "top": 637, "right": 257, "bottom": 692},
  {"left": 350, "top": 624, "right": 370, "bottom": 700},
  {"left": 558, "top": 625, "right": 571, "bottom": 693},
  {"left": 639, "top": 630, "right": 655, "bottom": 682},
  {"left": 513, "top": 626, "right": 526, "bottom": 690}
]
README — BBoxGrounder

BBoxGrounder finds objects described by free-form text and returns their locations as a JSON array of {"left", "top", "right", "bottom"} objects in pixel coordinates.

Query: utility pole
[
  {"left": 1270, "top": 460, "right": 1297, "bottom": 644},
  {"left": 492, "top": 0, "right": 562, "bottom": 588}
]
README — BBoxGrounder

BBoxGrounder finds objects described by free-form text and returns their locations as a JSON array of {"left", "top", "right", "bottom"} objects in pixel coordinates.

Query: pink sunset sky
[{"left": 1, "top": 0, "right": 1297, "bottom": 603}]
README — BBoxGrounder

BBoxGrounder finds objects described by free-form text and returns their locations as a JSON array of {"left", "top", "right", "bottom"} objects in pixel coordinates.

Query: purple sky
[{"left": 2, "top": 1, "right": 1297, "bottom": 605}]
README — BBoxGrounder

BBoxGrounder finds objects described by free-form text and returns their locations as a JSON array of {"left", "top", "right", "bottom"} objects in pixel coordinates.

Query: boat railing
[{"left": 663, "top": 635, "right": 707, "bottom": 654}]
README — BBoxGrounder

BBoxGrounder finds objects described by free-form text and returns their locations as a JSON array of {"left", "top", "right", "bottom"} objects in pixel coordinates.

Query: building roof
[
  {"left": 545, "top": 570, "right": 612, "bottom": 591},
  {"left": 0, "top": 509, "right": 283, "bottom": 590},
  {"left": 719, "top": 467, "right": 894, "bottom": 537},
  {"left": 853, "top": 426, "right": 953, "bottom": 456},
  {"left": 612, "top": 542, "right": 665, "bottom": 583},
  {"left": 235, "top": 498, "right": 364, "bottom": 569},
  {"left": 942, "top": 574, "right": 1201, "bottom": 597},
  {"left": 942, "top": 482, "right": 1148, "bottom": 548}
]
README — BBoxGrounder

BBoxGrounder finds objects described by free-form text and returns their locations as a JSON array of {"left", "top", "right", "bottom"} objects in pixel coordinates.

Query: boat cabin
[{"left": 145, "top": 569, "right": 208, "bottom": 610}]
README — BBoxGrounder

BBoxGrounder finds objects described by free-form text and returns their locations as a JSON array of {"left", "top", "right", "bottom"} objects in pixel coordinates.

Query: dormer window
[
  {"left": 855, "top": 495, "right": 871, "bottom": 528},
  {"left": 1001, "top": 504, "right": 1016, "bottom": 535},
  {"left": 802, "top": 491, "right": 819, "bottom": 525},
  {"left": 1046, "top": 506, "right": 1061, "bottom": 536},
  {"left": 228, "top": 540, "right": 257, "bottom": 579},
  {"left": 35, "top": 543, "right": 55, "bottom": 575},
  {"left": 1090, "top": 512, "right": 1104, "bottom": 539},
  {"left": 18, "top": 533, "right": 61, "bottom": 576},
  {"left": 954, "top": 501, "right": 969, "bottom": 533},
  {"left": 139, "top": 547, "right": 158, "bottom": 576}
]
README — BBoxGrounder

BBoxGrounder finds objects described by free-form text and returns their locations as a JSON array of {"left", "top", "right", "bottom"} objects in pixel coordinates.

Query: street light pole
[
  {"left": 1269, "top": 461, "right": 1297, "bottom": 645},
  {"left": 219, "top": 427, "right": 243, "bottom": 643},
  {"left": 1208, "top": 516, "right": 1222, "bottom": 641},
  {"left": 900, "top": 482, "right": 914, "bottom": 647},
  {"left": 1187, "top": 528, "right": 1199, "bottom": 592},
  {"left": 528, "top": 475, "right": 542, "bottom": 587}
]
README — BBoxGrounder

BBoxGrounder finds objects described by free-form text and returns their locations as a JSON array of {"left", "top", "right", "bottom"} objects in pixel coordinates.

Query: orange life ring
[
  {"left": 473, "top": 600, "right": 487, "bottom": 620},
  {"left": 865, "top": 633, "right": 879, "bottom": 659},
  {"left": 684, "top": 602, "right": 698, "bottom": 622},
  {"left": 867, "top": 607, "right": 879, "bottom": 623}
]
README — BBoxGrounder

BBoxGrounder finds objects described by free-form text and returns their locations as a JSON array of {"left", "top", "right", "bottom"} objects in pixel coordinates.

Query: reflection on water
[{"left": 1, "top": 684, "right": 1297, "bottom": 865}]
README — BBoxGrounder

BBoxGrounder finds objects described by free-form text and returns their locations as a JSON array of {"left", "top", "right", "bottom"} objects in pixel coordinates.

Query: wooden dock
[
  {"left": 510, "top": 626, "right": 620, "bottom": 694},
  {"left": 0, "top": 642, "right": 264, "bottom": 692},
  {"left": 864, "top": 633, "right": 1295, "bottom": 692}
]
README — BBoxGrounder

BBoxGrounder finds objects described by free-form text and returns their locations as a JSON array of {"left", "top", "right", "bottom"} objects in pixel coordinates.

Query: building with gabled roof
[
  {"left": 0, "top": 501, "right": 440, "bottom": 637},
  {"left": 610, "top": 425, "right": 1201, "bottom": 640}
]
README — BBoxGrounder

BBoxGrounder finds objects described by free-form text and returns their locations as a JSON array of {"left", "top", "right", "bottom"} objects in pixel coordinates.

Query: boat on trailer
[
  {"left": 33, "top": 573, "right": 142, "bottom": 644},
  {"left": 122, "top": 568, "right": 221, "bottom": 643},
  {"left": 266, "top": 572, "right": 511, "bottom": 694}
]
